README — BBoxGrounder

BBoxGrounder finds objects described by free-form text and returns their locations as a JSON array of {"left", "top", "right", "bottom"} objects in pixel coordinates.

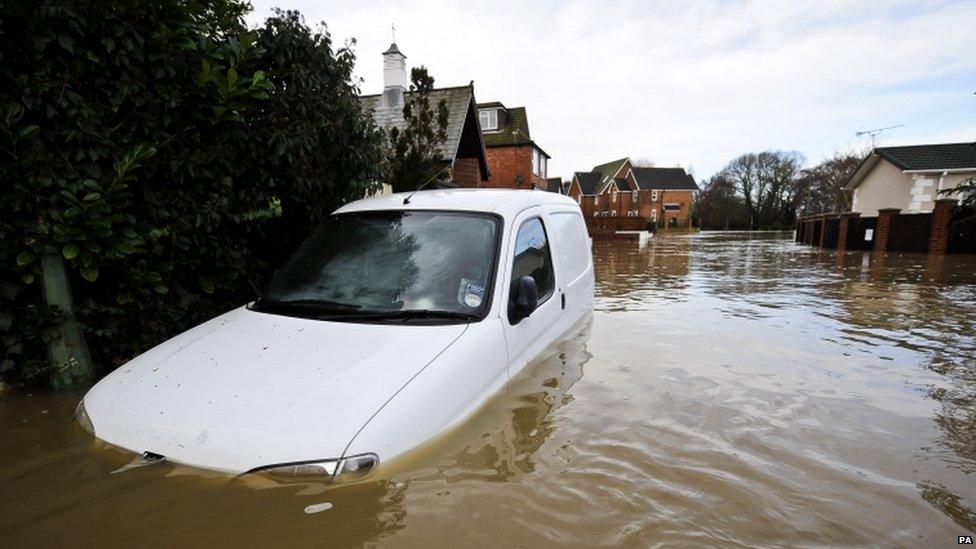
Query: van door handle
[{"left": 561, "top": 293, "right": 566, "bottom": 310}]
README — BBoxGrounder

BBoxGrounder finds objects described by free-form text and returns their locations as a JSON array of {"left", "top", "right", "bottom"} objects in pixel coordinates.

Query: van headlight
[
  {"left": 258, "top": 453, "right": 379, "bottom": 481},
  {"left": 75, "top": 399, "right": 95, "bottom": 436}
]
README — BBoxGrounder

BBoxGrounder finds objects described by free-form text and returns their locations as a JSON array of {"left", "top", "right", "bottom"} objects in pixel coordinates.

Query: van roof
[{"left": 336, "top": 189, "right": 579, "bottom": 218}]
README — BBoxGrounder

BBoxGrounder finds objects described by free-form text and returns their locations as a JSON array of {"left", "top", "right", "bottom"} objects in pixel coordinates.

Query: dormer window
[{"left": 479, "top": 109, "right": 498, "bottom": 131}]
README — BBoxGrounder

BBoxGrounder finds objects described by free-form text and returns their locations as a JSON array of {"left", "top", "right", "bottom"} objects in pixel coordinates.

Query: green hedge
[{"left": 0, "top": 1, "right": 387, "bottom": 385}]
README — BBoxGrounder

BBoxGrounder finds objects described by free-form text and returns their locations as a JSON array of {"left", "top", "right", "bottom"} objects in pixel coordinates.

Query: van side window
[
  {"left": 548, "top": 212, "right": 589, "bottom": 283},
  {"left": 511, "top": 218, "right": 555, "bottom": 303}
]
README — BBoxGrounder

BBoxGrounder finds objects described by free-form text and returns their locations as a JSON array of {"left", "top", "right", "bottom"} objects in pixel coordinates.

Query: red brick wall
[
  {"left": 484, "top": 145, "right": 545, "bottom": 189},
  {"left": 637, "top": 190, "right": 656, "bottom": 220},
  {"left": 568, "top": 180, "right": 582, "bottom": 201},
  {"left": 452, "top": 158, "right": 483, "bottom": 188},
  {"left": 659, "top": 190, "right": 695, "bottom": 227},
  {"left": 628, "top": 189, "right": 695, "bottom": 227}
]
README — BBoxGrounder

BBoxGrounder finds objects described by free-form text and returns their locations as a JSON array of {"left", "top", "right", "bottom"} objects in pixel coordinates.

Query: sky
[{"left": 245, "top": 0, "right": 976, "bottom": 181}]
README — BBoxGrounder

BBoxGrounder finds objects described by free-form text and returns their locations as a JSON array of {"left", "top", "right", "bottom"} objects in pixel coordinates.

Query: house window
[
  {"left": 576, "top": 195, "right": 581, "bottom": 204},
  {"left": 651, "top": 190, "right": 659, "bottom": 201},
  {"left": 592, "top": 196, "right": 598, "bottom": 206},
  {"left": 631, "top": 190, "right": 637, "bottom": 201},
  {"left": 612, "top": 191, "right": 617, "bottom": 203},
  {"left": 651, "top": 208, "right": 658, "bottom": 222},
  {"left": 532, "top": 149, "right": 546, "bottom": 178},
  {"left": 479, "top": 109, "right": 497, "bottom": 131}
]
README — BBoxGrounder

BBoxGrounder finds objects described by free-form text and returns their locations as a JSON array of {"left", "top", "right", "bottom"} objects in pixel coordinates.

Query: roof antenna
[
  {"left": 391, "top": 23, "right": 396, "bottom": 43},
  {"left": 403, "top": 164, "right": 452, "bottom": 205},
  {"left": 855, "top": 124, "right": 904, "bottom": 148}
]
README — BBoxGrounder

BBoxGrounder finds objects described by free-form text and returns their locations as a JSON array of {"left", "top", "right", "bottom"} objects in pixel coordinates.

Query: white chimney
[{"left": 382, "top": 43, "right": 407, "bottom": 108}]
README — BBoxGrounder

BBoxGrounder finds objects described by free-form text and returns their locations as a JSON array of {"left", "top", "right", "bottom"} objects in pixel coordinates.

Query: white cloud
[{"left": 246, "top": 0, "right": 976, "bottom": 179}]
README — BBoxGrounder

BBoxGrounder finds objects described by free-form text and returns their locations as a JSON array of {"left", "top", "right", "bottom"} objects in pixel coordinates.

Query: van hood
[{"left": 83, "top": 306, "right": 466, "bottom": 473}]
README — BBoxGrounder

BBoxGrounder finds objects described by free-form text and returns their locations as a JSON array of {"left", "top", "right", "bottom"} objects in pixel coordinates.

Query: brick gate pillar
[
  {"left": 927, "top": 199, "right": 958, "bottom": 255},
  {"left": 873, "top": 208, "right": 900, "bottom": 253},
  {"left": 836, "top": 212, "right": 859, "bottom": 252}
]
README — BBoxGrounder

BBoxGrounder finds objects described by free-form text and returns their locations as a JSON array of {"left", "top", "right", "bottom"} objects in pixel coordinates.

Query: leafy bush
[{"left": 0, "top": 1, "right": 386, "bottom": 385}]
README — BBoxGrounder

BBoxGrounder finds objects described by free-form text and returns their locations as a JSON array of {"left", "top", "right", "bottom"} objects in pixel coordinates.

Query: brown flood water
[{"left": 2, "top": 231, "right": 976, "bottom": 547}]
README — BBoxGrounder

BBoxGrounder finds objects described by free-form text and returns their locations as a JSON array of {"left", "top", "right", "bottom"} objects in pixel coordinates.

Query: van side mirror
[{"left": 510, "top": 275, "right": 539, "bottom": 323}]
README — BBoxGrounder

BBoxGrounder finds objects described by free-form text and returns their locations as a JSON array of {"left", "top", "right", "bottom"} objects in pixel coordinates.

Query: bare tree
[
  {"left": 696, "top": 174, "right": 749, "bottom": 229},
  {"left": 717, "top": 151, "right": 804, "bottom": 229},
  {"left": 632, "top": 157, "right": 656, "bottom": 167},
  {"left": 794, "top": 151, "right": 863, "bottom": 215}
]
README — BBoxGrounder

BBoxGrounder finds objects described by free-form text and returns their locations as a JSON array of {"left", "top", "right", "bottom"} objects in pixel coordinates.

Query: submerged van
[{"left": 77, "top": 189, "right": 594, "bottom": 479}]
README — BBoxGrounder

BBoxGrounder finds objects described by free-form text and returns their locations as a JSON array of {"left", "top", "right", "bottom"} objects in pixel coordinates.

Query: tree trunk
[{"left": 40, "top": 248, "right": 93, "bottom": 388}]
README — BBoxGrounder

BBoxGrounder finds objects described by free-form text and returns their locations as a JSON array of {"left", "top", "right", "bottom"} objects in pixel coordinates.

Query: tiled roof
[
  {"left": 591, "top": 158, "right": 630, "bottom": 192},
  {"left": 360, "top": 85, "right": 475, "bottom": 162},
  {"left": 613, "top": 178, "right": 632, "bottom": 191},
  {"left": 382, "top": 43, "right": 404, "bottom": 56},
  {"left": 477, "top": 102, "right": 550, "bottom": 158},
  {"left": 632, "top": 167, "right": 699, "bottom": 191},
  {"left": 874, "top": 142, "right": 976, "bottom": 170},
  {"left": 481, "top": 106, "right": 530, "bottom": 146},
  {"left": 546, "top": 177, "right": 563, "bottom": 194},
  {"left": 574, "top": 172, "right": 602, "bottom": 195}
]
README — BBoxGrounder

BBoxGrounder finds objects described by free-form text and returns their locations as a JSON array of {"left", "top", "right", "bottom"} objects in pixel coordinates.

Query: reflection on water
[{"left": 2, "top": 231, "right": 976, "bottom": 546}]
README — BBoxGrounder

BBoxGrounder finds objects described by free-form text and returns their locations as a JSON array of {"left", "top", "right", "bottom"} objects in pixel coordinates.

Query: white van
[{"left": 77, "top": 189, "right": 594, "bottom": 479}]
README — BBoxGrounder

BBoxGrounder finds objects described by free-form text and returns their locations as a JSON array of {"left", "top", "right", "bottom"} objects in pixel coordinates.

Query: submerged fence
[{"left": 795, "top": 199, "right": 969, "bottom": 255}]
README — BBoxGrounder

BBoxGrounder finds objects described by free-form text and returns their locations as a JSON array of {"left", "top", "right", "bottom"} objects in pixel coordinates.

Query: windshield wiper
[
  {"left": 320, "top": 309, "right": 480, "bottom": 323},
  {"left": 254, "top": 298, "right": 362, "bottom": 314}
]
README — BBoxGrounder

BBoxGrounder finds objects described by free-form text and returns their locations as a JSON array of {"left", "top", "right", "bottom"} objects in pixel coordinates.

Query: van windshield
[{"left": 253, "top": 211, "right": 500, "bottom": 323}]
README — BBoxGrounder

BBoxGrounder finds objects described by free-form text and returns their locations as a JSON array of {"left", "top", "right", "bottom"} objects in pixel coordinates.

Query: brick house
[
  {"left": 568, "top": 157, "right": 699, "bottom": 228},
  {"left": 476, "top": 101, "right": 551, "bottom": 189},
  {"left": 360, "top": 43, "right": 490, "bottom": 190},
  {"left": 546, "top": 177, "right": 566, "bottom": 194}
]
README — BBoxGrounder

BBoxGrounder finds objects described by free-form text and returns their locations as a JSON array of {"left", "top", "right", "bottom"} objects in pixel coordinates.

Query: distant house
[
  {"left": 546, "top": 177, "right": 566, "bottom": 194},
  {"left": 476, "top": 101, "right": 550, "bottom": 189},
  {"left": 360, "top": 43, "right": 490, "bottom": 191},
  {"left": 568, "top": 157, "right": 699, "bottom": 227},
  {"left": 845, "top": 142, "right": 976, "bottom": 215}
]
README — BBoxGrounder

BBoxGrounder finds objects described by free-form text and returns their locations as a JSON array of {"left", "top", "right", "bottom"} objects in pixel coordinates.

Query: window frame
[
  {"left": 507, "top": 216, "right": 556, "bottom": 324},
  {"left": 479, "top": 109, "right": 498, "bottom": 131}
]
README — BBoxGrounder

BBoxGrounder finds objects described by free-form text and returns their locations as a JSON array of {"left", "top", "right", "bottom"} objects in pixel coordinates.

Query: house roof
[
  {"left": 632, "top": 167, "right": 699, "bottom": 191},
  {"left": 591, "top": 158, "right": 630, "bottom": 192},
  {"left": 613, "top": 178, "right": 632, "bottom": 191},
  {"left": 546, "top": 177, "right": 563, "bottom": 193},
  {"left": 874, "top": 142, "right": 976, "bottom": 171},
  {"left": 574, "top": 171, "right": 602, "bottom": 195},
  {"left": 844, "top": 142, "right": 976, "bottom": 190},
  {"left": 477, "top": 102, "right": 551, "bottom": 158},
  {"left": 360, "top": 85, "right": 482, "bottom": 165}
]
